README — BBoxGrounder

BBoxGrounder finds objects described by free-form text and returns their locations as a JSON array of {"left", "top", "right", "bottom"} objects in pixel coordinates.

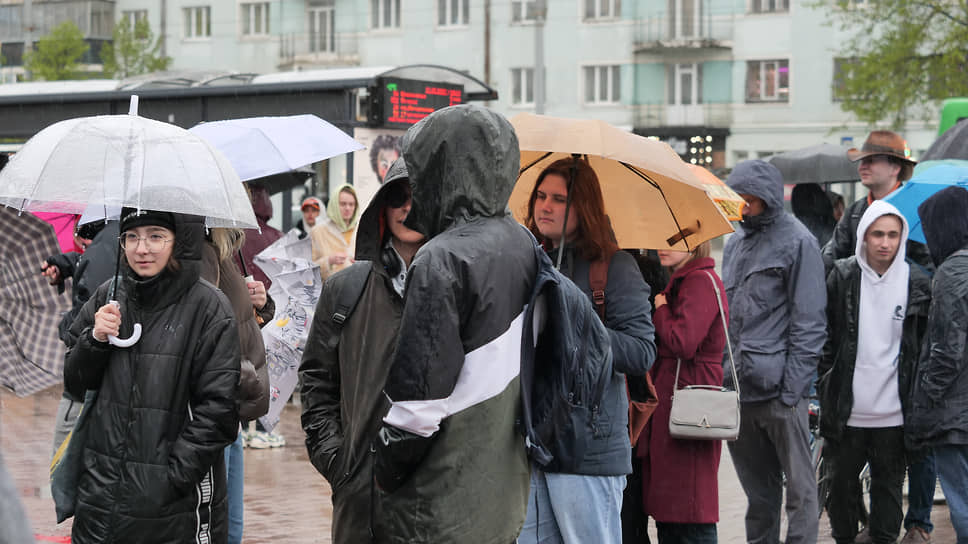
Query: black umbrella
[
  {"left": 766, "top": 143, "right": 860, "bottom": 184},
  {"left": 245, "top": 167, "right": 314, "bottom": 195},
  {"left": 921, "top": 119, "right": 968, "bottom": 161}
]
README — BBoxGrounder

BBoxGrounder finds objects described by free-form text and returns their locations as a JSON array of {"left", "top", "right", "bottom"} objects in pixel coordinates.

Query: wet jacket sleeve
[
  {"left": 167, "top": 310, "right": 240, "bottom": 496},
  {"left": 604, "top": 251, "right": 656, "bottom": 376},
  {"left": 375, "top": 258, "right": 464, "bottom": 492},
  {"left": 299, "top": 278, "right": 345, "bottom": 484},
  {"left": 918, "top": 265, "right": 968, "bottom": 404},
  {"left": 819, "top": 266, "right": 845, "bottom": 383},
  {"left": 653, "top": 272, "right": 718, "bottom": 361},
  {"left": 781, "top": 237, "right": 828, "bottom": 406},
  {"left": 63, "top": 289, "right": 113, "bottom": 397}
]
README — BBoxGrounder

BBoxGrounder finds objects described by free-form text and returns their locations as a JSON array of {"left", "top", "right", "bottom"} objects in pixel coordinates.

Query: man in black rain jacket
[{"left": 373, "top": 105, "right": 537, "bottom": 544}]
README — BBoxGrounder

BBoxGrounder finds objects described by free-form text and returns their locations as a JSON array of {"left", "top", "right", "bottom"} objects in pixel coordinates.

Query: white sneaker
[
  {"left": 246, "top": 430, "right": 273, "bottom": 449},
  {"left": 267, "top": 431, "right": 286, "bottom": 448}
]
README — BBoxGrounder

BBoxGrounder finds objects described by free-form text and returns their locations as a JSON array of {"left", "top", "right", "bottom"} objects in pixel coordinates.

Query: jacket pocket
[
  {"left": 739, "top": 339, "right": 786, "bottom": 397},
  {"left": 743, "top": 266, "right": 786, "bottom": 314}
]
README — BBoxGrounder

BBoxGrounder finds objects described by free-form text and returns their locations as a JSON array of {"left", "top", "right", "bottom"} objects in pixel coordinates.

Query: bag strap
[
  {"left": 589, "top": 255, "right": 611, "bottom": 322},
  {"left": 673, "top": 271, "right": 740, "bottom": 396},
  {"left": 332, "top": 262, "right": 373, "bottom": 327}
]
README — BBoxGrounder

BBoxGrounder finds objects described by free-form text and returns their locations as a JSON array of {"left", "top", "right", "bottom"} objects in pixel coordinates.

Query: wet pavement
[{"left": 2, "top": 387, "right": 957, "bottom": 543}]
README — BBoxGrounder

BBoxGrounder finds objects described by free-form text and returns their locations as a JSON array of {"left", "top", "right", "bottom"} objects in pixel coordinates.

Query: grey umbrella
[
  {"left": 766, "top": 143, "right": 860, "bottom": 184},
  {"left": 921, "top": 119, "right": 968, "bottom": 161}
]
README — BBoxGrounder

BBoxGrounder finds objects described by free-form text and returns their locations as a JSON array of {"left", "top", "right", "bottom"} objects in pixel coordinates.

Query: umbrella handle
[{"left": 106, "top": 300, "right": 143, "bottom": 348}]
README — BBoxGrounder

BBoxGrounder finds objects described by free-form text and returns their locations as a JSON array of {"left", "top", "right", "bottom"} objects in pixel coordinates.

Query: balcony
[
  {"left": 634, "top": 103, "right": 733, "bottom": 130},
  {"left": 278, "top": 32, "right": 359, "bottom": 70},
  {"left": 634, "top": 15, "right": 733, "bottom": 51},
  {"left": 0, "top": 0, "right": 114, "bottom": 42}
]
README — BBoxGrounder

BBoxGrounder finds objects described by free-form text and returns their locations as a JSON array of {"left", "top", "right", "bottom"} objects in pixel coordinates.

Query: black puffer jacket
[
  {"left": 818, "top": 257, "right": 931, "bottom": 443},
  {"left": 64, "top": 213, "right": 240, "bottom": 544},
  {"left": 907, "top": 186, "right": 968, "bottom": 449}
]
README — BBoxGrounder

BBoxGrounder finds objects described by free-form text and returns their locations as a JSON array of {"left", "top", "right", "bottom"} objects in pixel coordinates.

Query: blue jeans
[
  {"left": 223, "top": 431, "right": 245, "bottom": 544},
  {"left": 935, "top": 445, "right": 968, "bottom": 544},
  {"left": 903, "top": 451, "right": 936, "bottom": 533},
  {"left": 518, "top": 468, "right": 625, "bottom": 544}
]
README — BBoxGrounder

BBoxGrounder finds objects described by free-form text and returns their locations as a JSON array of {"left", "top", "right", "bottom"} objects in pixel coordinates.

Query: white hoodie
[{"left": 848, "top": 200, "right": 909, "bottom": 428}]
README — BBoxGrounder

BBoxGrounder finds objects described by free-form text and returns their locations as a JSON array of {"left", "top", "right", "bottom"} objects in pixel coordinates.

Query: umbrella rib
[
  {"left": 519, "top": 152, "right": 553, "bottom": 176},
  {"left": 619, "top": 162, "right": 691, "bottom": 251}
]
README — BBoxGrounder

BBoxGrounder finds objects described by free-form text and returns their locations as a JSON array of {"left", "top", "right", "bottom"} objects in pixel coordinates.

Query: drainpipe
[
  {"left": 534, "top": 0, "right": 546, "bottom": 114},
  {"left": 159, "top": 0, "right": 167, "bottom": 57},
  {"left": 23, "top": 0, "right": 32, "bottom": 79},
  {"left": 484, "top": 0, "right": 490, "bottom": 91}
]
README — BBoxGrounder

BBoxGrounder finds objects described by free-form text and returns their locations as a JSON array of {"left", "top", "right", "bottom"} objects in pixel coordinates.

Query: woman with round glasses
[{"left": 64, "top": 207, "right": 241, "bottom": 544}]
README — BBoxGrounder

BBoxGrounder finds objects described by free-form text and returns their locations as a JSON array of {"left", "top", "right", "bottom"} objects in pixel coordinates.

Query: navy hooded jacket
[{"left": 722, "top": 160, "right": 827, "bottom": 405}]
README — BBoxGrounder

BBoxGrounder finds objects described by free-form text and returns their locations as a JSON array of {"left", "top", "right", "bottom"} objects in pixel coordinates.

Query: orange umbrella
[
  {"left": 508, "top": 113, "right": 733, "bottom": 250},
  {"left": 687, "top": 165, "right": 744, "bottom": 222}
]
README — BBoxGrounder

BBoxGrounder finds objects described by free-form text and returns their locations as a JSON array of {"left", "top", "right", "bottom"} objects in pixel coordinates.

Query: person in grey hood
[
  {"left": 300, "top": 159, "right": 425, "bottom": 543},
  {"left": 722, "top": 159, "right": 827, "bottom": 544},
  {"left": 373, "top": 105, "right": 537, "bottom": 544},
  {"left": 909, "top": 186, "right": 968, "bottom": 542}
]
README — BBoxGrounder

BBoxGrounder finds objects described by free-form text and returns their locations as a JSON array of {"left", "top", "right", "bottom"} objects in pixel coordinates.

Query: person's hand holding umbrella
[{"left": 92, "top": 303, "right": 121, "bottom": 343}]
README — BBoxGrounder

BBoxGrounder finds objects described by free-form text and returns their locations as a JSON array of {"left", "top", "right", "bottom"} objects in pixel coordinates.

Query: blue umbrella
[{"left": 884, "top": 163, "right": 968, "bottom": 244}]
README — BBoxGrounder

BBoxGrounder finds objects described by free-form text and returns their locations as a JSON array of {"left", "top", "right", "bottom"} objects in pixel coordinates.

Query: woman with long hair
[
  {"left": 311, "top": 184, "right": 360, "bottom": 279},
  {"left": 518, "top": 157, "right": 656, "bottom": 543},
  {"left": 641, "top": 242, "right": 728, "bottom": 543}
]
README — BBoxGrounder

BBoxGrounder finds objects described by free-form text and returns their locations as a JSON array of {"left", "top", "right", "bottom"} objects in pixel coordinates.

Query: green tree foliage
[
  {"left": 24, "top": 21, "right": 89, "bottom": 81},
  {"left": 100, "top": 18, "right": 172, "bottom": 79},
  {"left": 825, "top": 0, "right": 968, "bottom": 129}
]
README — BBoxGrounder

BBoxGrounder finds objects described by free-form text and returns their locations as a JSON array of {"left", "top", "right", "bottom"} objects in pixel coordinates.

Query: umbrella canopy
[
  {"left": 921, "top": 119, "right": 968, "bottom": 161},
  {"left": 687, "top": 164, "right": 744, "bottom": 222},
  {"left": 0, "top": 207, "right": 70, "bottom": 396},
  {"left": 507, "top": 113, "right": 733, "bottom": 250},
  {"left": 884, "top": 164, "right": 968, "bottom": 244},
  {"left": 0, "top": 114, "right": 257, "bottom": 229},
  {"left": 766, "top": 143, "right": 860, "bottom": 184},
  {"left": 190, "top": 115, "right": 365, "bottom": 182},
  {"left": 33, "top": 212, "right": 79, "bottom": 253}
]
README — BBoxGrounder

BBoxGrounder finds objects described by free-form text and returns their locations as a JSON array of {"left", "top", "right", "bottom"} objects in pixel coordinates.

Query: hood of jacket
[
  {"left": 855, "top": 200, "right": 909, "bottom": 280},
  {"left": 726, "top": 160, "right": 785, "bottom": 231},
  {"left": 355, "top": 158, "right": 409, "bottom": 262},
  {"left": 249, "top": 184, "right": 274, "bottom": 223},
  {"left": 326, "top": 183, "right": 359, "bottom": 232},
  {"left": 400, "top": 104, "right": 519, "bottom": 239},
  {"left": 919, "top": 186, "right": 968, "bottom": 266}
]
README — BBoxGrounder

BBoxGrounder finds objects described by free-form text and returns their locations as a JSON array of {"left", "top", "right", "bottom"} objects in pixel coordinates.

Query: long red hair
[{"left": 525, "top": 157, "right": 618, "bottom": 261}]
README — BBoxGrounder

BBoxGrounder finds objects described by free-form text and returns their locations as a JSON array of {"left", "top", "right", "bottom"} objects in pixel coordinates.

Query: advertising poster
[{"left": 351, "top": 127, "right": 406, "bottom": 210}]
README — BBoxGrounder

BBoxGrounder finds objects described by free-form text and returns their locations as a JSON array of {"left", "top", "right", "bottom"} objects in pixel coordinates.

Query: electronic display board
[{"left": 368, "top": 77, "right": 464, "bottom": 128}]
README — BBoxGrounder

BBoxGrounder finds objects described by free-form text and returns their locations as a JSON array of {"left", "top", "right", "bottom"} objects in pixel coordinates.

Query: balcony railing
[
  {"left": 278, "top": 32, "right": 359, "bottom": 68},
  {"left": 634, "top": 15, "right": 734, "bottom": 49},
  {"left": 0, "top": 0, "right": 114, "bottom": 42},
  {"left": 633, "top": 103, "right": 733, "bottom": 129}
]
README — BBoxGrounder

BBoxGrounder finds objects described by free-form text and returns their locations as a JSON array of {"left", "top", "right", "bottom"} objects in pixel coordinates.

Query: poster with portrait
[{"left": 351, "top": 127, "right": 406, "bottom": 210}]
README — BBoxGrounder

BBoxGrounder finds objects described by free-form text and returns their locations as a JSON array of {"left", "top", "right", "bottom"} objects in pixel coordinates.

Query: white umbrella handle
[{"left": 106, "top": 300, "right": 142, "bottom": 348}]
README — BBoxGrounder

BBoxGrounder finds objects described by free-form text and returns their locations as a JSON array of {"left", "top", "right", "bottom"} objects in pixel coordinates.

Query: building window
[
  {"left": 511, "top": 67, "right": 534, "bottom": 106},
  {"left": 584, "top": 65, "right": 621, "bottom": 105},
  {"left": 746, "top": 59, "right": 789, "bottom": 102},
  {"left": 241, "top": 3, "right": 270, "bottom": 36},
  {"left": 511, "top": 1, "right": 538, "bottom": 22},
  {"left": 832, "top": 57, "right": 858, "bottom": 101},
  {"left": 183, "top": 6, "right": 211, "bottom": 38},
  {"left": 371, "top": 0, "right": 401, "bottom": 29},
  {"left": 438, "top": 0, "right": 469, "bottom": 26},
  {"left": 122, "top": 10, "right": 148, "bottom": 27},
  {"left": 308, "top": 3, "right": 335, "bottom": 53},
  {"left": 584, "top": 0, "right": 620, "bottom": 19},
  {"left": 750, "top": 0, "right": 789, "bottom": 13}
]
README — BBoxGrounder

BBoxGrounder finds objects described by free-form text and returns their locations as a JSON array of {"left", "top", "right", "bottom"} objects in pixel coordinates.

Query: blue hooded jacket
[{"left": 722, "top": 160, "right": 827, "bottom": 405}]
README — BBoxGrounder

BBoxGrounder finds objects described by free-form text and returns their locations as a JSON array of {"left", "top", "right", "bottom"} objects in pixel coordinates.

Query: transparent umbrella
[{"left": 0, "top": 101, "right": 257, "bottom": 229}]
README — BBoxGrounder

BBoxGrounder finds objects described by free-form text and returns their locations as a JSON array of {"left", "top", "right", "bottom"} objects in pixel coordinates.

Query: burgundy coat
[
  {"left": 235, "top": 185, "right": 283, "bottom": 288},
  {"left": 640, "top": 257, "right": 727, "bottom": 524}
]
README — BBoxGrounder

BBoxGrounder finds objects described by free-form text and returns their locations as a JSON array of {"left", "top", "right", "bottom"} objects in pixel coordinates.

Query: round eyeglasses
[{"left": 120, "top": 232, "right": 172, "bottom": 253}]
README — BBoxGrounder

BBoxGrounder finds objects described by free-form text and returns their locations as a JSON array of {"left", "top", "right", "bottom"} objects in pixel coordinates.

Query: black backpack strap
[{"left": 331, "top": 262, "right": 373, "bottom": 328}]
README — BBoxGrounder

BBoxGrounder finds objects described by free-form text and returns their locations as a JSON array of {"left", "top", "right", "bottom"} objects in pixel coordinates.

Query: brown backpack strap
[{"left": 588, "top": 253, "right": 612, "bottom": 322}]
